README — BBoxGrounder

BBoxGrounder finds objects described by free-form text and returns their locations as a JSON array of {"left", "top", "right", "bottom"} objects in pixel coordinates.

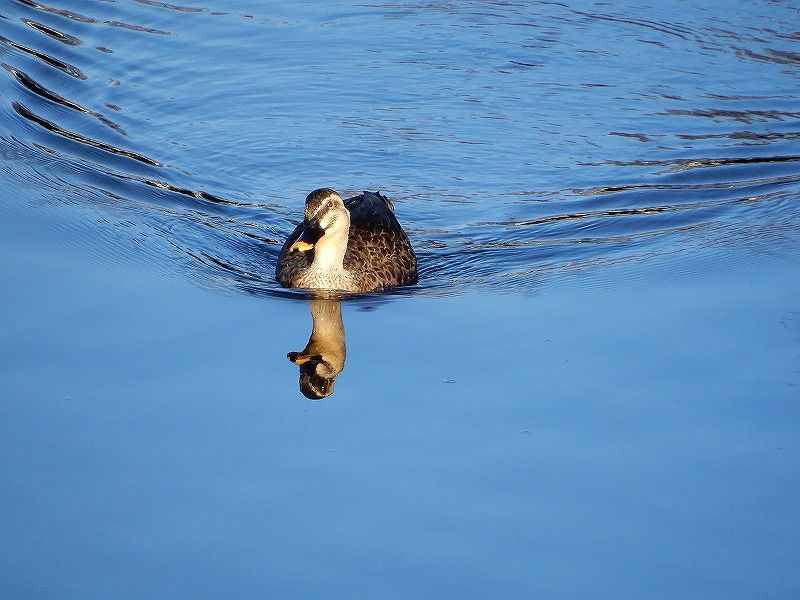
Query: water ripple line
[
  {"left": 12, "top": 101, "right": 160, "bottom": 166},
  {"left": 3, "top": 63, "right": 125, "bottom": 134},
  {"left": 0, "top": 33, "right": 86, "bottom": 79}
]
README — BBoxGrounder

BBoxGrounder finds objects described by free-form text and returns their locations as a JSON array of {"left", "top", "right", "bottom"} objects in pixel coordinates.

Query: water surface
[{"left": 1, "top": 1, "right": 799, "bottom": 598}]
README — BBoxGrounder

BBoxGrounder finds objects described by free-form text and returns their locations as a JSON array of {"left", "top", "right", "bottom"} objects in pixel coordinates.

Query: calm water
[{"left": 1, "top": 0, "right": 799, "bottom": 597}]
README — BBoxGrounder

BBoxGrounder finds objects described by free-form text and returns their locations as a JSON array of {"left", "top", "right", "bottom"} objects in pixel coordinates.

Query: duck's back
[{"left": 342, "top": 191, "right": 417, "bottom": 290}]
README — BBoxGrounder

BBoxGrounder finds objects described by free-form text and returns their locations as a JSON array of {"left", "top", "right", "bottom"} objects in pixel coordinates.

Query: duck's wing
[
  {"left": 343, "top": 191, "right": 418, "bottom": 289},
  {"left": 275, "top": 222, "right": 311, "bottom": 286}
]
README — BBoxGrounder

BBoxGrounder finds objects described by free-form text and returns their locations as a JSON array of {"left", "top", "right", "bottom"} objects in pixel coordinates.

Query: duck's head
[
  {"left": 289, "top": 188, "right": 348, "bottom": 253},
  {"left": 287, "top": 351, "right": 339, "bottom": 399}
]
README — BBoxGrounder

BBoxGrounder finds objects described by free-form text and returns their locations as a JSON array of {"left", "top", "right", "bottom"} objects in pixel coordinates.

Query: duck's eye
[{"left": 327, "top": 200, "right": 333, "bottom": 209}]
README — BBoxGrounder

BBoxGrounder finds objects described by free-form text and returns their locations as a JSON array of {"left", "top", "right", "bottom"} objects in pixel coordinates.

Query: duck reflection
[{"left": 287, "top": 299, "right": 346, "bottom": 399}]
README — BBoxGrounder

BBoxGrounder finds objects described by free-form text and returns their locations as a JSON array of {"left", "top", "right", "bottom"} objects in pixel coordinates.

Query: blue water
[{"left": 1, "top": 1, "right": 799, "bottom": 597}]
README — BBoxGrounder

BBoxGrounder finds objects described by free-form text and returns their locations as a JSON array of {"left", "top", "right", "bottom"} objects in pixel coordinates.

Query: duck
[{"left": 276, "top": 188, "right": 418, "bottom": 292}]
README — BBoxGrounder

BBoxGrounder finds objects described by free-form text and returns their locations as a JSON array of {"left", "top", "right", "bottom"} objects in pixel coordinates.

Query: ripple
[
  {"left": 3, "top": 64, "right": 125, "bottom": 134},
  {"left": 104, "top": 21, "right": 170, "bottom": 36},
  {"left": 676, "top": 130, "right": 800, "bottom": 143},
  {"left": 16, "top": 0, "right": 97, "bottom": 24},
  {"left": 0, "top": 34, "right": 86, "bottom": 79},
  {"left": 22, "top": 19, "right": 81, "bottom": 45},
  {"left": 15, "top": 0, "right": 173, "bottom": 35},
  {"left": 736, "top": 47, "right": 800, "bottom": 67},
  {"left": 133, "top": 0, "right": 204, "bottom": 14},
  {"left": 664, "top": 108, "right": 800, "bottom": 124},
  {"left": 582, "top": 155, "right": 800, "bottom": 174},
  {"left": 12, "top": 102, "right": 160, "bottom": 166}
]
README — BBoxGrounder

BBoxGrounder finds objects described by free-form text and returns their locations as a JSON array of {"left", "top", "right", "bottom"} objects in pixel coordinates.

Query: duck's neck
[
  {"left": 311, "top": 215, "right": 350, "bottom": 273},
  {"left": 307, "top": 299, "right": 346, "bottom": 374}
]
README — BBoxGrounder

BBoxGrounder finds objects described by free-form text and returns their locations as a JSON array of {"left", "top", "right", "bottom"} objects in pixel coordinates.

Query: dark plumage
[{"left": 276, "top": 189, "right": 418, "bottom": 292}]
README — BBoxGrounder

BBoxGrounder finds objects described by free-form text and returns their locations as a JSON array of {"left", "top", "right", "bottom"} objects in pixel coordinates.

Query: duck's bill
[
  {"left": 287, "top": 351, "right": 320, "bottom": 365},
  {"left": 289, "top": 239, "right": 314, "bottom": 253},
  {"left": 289, "top": 217, "right": 322, "bottom": 253}
]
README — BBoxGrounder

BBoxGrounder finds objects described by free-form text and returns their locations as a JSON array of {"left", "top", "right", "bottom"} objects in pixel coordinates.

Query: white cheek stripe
[{"left": 307, "top": 200, "right": 331, "bottom": 221}]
